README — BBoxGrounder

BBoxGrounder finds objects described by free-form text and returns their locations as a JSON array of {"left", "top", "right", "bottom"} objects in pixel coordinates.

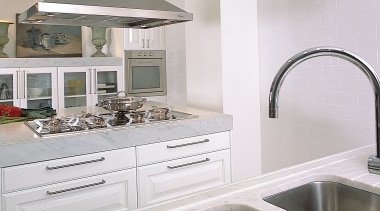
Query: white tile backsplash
[
  {"left": 337, "top": 0, "right": 371, "bottom": 12},
  {"left": 355, "top": 8, "right": 379, "bottom": 23},
  {"left": 259, "top": 0, "right": 380, "bottom": 173},
  {"left": 259, "top": 0, "right": 380, "bottom": 172},
  {"left": 324, "top": 91, "right": 359, "bottom": 106},
  {"left": 329, "top": 11, "right": 356, "bottom": 25},
  {"left": 288, "top": 5, "right": 305, "bottom": 18},
  {"left": 340, "top": 105, "right": 375, "bottom": 122}
]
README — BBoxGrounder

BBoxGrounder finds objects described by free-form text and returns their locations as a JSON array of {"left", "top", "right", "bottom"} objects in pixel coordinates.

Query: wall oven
[{"left": 124, "top": 50, "right": 167, "bottom": 97}]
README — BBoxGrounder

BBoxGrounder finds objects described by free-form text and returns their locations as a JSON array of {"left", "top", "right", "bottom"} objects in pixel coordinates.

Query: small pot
[{"left": 97, "top": 91, "right": 146, "bottom": 112}]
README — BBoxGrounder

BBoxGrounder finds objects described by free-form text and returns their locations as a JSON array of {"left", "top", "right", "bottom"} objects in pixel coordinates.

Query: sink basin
[
  {"left": 203, "top": 204, "right": 258, "bottom": 211},
  {"left": 263, "top": 181, "right": 380, "bottom": 211}
]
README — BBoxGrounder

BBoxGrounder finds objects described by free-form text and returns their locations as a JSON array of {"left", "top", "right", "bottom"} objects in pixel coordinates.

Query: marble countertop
[
  {"left": 0, "top": 102, "right": 232, "bottom": 168},
  {"left": 138, "top": 145, "right": 380, "bottom": 211}
]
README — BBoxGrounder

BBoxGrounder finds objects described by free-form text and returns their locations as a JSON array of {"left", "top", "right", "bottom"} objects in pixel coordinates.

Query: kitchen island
[
  {"left": 0, "top": 102, "right": 232, "bottom": 167},
  {"left": 138, "top": 145, "right": 380, "bottom": 211},
  {"left": 0, "top": 102, "right": 233, "bottom": 210}
]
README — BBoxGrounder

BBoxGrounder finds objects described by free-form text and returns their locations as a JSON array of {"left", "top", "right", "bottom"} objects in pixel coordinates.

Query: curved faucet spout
[{"left": 268, "top": 46, "right": 380, "bottom": 174}]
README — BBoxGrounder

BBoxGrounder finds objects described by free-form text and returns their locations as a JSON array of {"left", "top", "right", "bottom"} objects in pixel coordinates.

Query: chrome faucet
[{"left": 268, "top": 46, "right": 380, "bottom": 174}]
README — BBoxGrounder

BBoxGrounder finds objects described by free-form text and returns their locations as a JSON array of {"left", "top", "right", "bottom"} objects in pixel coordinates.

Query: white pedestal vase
[
  {"left": 0, "top": 20, "right": 13, "bottom": 58},
  {"left": 90, "top": 27, "right": 107, "bottom": 57}
]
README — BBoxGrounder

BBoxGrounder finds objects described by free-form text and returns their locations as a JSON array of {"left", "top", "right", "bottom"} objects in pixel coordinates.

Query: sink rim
[
  {"left": 262, "top": 179, "right": 380, "bottom": 211},
  {"left": 202, "top": 203, "right": 259, "bottom": 211},
  {"left": 260, "top": 174, "right": 380, "bottom": 200}
]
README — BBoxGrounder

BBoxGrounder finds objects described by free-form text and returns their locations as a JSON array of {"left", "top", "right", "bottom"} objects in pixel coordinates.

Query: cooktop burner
[{"left": 24, "top": 107, "right": 197, "bottom": 137}]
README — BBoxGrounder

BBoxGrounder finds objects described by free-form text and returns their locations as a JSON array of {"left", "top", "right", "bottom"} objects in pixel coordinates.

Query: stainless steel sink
[
  {"left": 263, "top": 181, "right": 380, "bottom": 211},
  {"left": 203, "top": 204, "right": 258, "bottom": 211}
]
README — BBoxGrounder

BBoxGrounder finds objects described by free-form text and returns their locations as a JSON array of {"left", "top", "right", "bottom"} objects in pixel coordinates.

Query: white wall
[
  {"left": 220, "top": 0, "right": 262, "bottom": 181},
  {"left": 165, "top": 0, "right": 188, "bottom": 107},
  {"left": 184, "top": 0, "right": 223, "bottom": 112},
  {"left": 182, "top": 0, "right": 262, "bottom": 181},
  {"left": 259, "top": 0, "right": 377, "bottom": 173}
]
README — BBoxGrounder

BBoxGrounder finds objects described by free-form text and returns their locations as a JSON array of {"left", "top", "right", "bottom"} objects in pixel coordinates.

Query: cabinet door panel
[
  {"left": 58, "top": 66, "right": 91, "bottom": 108},
  {"left": 123, "top": 28, "right": 165, "bottom": 50},
  {"left": 92, "top": 66, "right": 123, "bottom": 105},
  {"left": 144, "top": 27, "right": 165, "bottom": 49},
  {"left": 123, "top": 29, "right": 145, "bottom": 49},
  {"left": 137, "top": 149, "right": 231, "bottom": 206},
  {"left": 20, "top": 67, "right": 58, "bottom": 109},
  {"left": 0, "top": 68, "right": 18, "bottom": 106},
  {"left": 3, "top": 169, "right": 137, "bottom": 211}
]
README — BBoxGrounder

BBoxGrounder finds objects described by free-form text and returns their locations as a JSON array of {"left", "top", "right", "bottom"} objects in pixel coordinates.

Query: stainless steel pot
[{"left": 96, "top": 91, "right": 146, "bottom": 112}]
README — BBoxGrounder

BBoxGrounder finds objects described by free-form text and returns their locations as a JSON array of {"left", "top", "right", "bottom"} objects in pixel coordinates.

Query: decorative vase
[
  {"left": 0, "top": 20, "right": 13, "bottom": 58},
  {"left": 90, "top": 26, "right": 107, "bottom": 57}
]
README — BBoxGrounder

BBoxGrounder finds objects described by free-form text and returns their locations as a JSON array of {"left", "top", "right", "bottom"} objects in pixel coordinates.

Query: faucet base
[{"left": 368, "top": 155, "right": 380, "bottom": 174}]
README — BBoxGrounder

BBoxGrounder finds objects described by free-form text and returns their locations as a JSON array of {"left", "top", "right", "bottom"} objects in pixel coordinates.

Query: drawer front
[
  {"left": 137, "top": 149, "right": 231, "bottom": 207},
  {"left": 136, "top": 131, "right": 230, "bottom": 166},
  {"left": 3, "top": 169, "right": 137, "bottom": 211},
  {"left": 3, "top": 147, "right": 136, "bottom": 193}
]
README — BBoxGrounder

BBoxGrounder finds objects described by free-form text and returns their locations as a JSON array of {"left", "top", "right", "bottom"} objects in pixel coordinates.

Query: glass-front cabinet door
[
  {"left": 0, "top": 67, "right": 57, "bottom": 109},
  {"left": 58, "top": 67, "right": 91, "bottom": 108},
  {"left": 0, "top": 68, "right": 18, "bottom": 106},
  {"left": 21, "top": 67, "right": 58, "bottom": 109},
  {"left": 92, "top": 66, "right": 122, "bottom": 104}
]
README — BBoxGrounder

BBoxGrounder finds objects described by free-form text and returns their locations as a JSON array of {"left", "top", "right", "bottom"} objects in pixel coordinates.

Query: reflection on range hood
[{"left": 18, "top": 0, "right": 193, "bottom": 28}]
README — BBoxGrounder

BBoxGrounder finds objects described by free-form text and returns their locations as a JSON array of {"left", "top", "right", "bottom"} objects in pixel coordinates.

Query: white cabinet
[
  {"left": 0, "top": 65, "right": 122, "bottom": 109},
  {"left": 123, "top": 27, "right": 165, "bottom": 50},
  {"left": 2, "top": 147, "right": 137, "bottom": 211},
  {"left": 0, "top": 132, "right": 232, "bottom": 210},
  {"left": 2, "top": 147, "right": 135, "bottom": 192},
  {"left": 0, "top": 67, "right": 58, "bottom": 109},
  {"left": 0, "top": 68, "right": 18, "bottom": 107},
  {"left": 136, "top": 132, "right": 231, "bottom": 207},
  {"left": 137, "top": 150, "right": 231, "bottom": 206},
  {"left": 3, "top": 169, "right": 137, "bottom": 211},
  {"left": 58, "top": 66, "right": 123, "bottom": 108}
]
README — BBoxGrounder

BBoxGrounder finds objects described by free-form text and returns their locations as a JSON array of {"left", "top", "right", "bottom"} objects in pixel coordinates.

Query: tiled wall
[{"left": 259, "top": 0, "right": 378, "bottom": 173}]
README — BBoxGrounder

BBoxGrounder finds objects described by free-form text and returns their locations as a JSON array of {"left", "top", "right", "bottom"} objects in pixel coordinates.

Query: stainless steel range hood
[{"left": 18, "top": 0, "right": 193, "bottom": 28}]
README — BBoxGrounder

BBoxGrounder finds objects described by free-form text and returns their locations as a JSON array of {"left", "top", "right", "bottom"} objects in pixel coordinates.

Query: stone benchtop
[
  {"left": 138, "top": 145, "right": 380, "bottom": 211},
  {"left": 0, "top": 102, "right": 233, "bottom": 168}
]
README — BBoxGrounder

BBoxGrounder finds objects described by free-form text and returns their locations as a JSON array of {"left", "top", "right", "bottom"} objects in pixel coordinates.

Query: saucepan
[{"left": 96, "top": 91, "right": 146, "bottom": 112}]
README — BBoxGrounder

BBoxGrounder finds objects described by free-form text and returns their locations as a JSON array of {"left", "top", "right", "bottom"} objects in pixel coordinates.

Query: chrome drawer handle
[
  {"left": 46, "top": 157, "right": 106, "bottom": 170},
  {"left": 167, "top": 158, "right": 210, "bottom": 169},
  {"left": 46, "top": 180, "right": 106, "bottom": 195},
  {"left": 167, "top": 139, "right": 210, "bottom": 149}
]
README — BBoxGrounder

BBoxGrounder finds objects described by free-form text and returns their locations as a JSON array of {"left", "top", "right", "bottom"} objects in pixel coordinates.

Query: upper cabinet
[
  {"left": 0, "top": 67, "right": 58, "bottom": 109},
  {"left": 123, "top": 27, "right": 166, "bottom": 50},
  {"left": 0, "top": 68, "right": 19, "bottom": 107},
  {"left": 58, "top": 66, "right": 123, "bottom": 108},
  {"left": 0, "top": 58, "right": 123, "bottom": 110}
]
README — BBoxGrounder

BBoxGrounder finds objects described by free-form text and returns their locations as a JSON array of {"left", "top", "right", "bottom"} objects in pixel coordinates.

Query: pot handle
[{"left": 95, "top": 100, "right": 106, "bottom": 107}]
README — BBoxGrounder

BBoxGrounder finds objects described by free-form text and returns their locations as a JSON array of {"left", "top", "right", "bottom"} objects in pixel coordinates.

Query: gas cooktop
[{"left": 24, "top": 107, "right": 197, "bottom": 138}]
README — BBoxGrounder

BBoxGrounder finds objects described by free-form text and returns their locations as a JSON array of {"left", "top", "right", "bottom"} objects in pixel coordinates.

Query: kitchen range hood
[{"left": 18, "top": 0, "right": 193, "bottom": 28}]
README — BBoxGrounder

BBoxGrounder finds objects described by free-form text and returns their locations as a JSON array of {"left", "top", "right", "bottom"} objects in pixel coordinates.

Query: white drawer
[
  {"left": 137, "top": 149, "right": 231, "bottom": 207},
  {"left": 3, "top": 169, "right": 137, "bottom": 211},
  {"left": 2, "top": 147, "right": 136, "bottom": 193},
  {"left": 136, "top": 131, "right": 230, "bottom": 166}
]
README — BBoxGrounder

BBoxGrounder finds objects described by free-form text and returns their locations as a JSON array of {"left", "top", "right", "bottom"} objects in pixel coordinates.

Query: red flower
[{"left": 0, "top": 104, "right": 22, "bottom": 117}]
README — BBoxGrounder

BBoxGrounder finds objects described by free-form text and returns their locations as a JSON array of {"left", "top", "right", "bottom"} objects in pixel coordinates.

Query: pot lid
[{"left": 103, "top": 91, "right": 146, "bottom": 103}]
